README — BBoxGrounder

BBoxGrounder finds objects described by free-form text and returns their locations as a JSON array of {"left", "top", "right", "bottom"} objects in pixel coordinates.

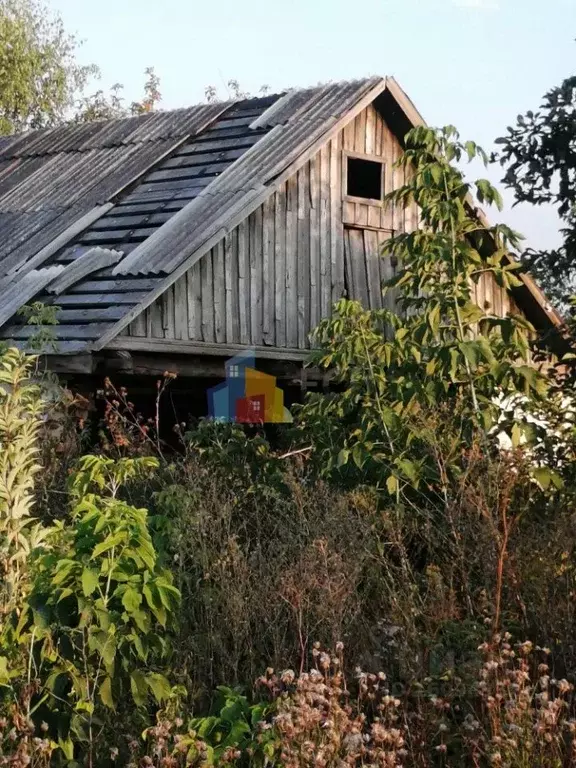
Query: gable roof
[{"left": 0, "top": 76, "right": 563, "bottom": 355}]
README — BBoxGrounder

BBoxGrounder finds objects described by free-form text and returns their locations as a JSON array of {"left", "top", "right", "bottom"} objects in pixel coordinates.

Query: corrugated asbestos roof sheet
[
  {"left": 116, "top": 78, "right": 384, "bottom": 276},
  {"left": 0, "top": 78, "right": 387, "bottom": 353},
  {"left": 0, "top": 102, "right": 228, "bottom": 277}
]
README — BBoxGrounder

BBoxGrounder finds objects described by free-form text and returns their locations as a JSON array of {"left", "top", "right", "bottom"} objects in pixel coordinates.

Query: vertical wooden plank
[
  {"left": 274, "top": 185, "right": 287, "bottom": 347},
  {"left": 391, "top": 134, "right": 402, "bottom": 233},
  {"left": 347, "top": 227, "right": 369, "bottom": 307},
  {"left": 378, "top": 230, "right": 397, "bottom": 313},
  {"left": 250, "top": 207, "right": 263, "bottom": 345},
  {"left": 342, "top": 201, "right": 355, "bottom": 225},
  {"left": 201, "top": 251, "right": 214, "bottom": 342},
  {"left": 368, "top": 205, "right": 381, "bottom": 229},
  {"left": 375, "top": 111, "right": 383, "bottom": 156},
  {"left": 225, "top": 229, "right": 240, "bottom": 343},
  {"left": 355, "top": 109, "right": 366, "bottom": 153},
  {"left": 366, "top": 105, "right": 375, "bottom": 155},
  {"left": 213, "top": 238, "right": 226, "bottom": 343},
  {"left": 343, "top": 118, "right": 355, "bottom": 152},
  {"left": 297, "top": 163, "right": 310, "bottom": 348},
  {"left": 262, "top": 196, "right": 275, "bottom": 346},
  {"left": 161, "top": 287, "right": 174, "bottom": 338},
  {"left": 344, "top": 228, "right": 354, "bottom": 299},
  {"left": 129, "top": 311, "right": 146, "bottom": 337},
  {"left": 319, "top": 144, "right": 332, "bottom": 319},
  {"left": 364, "top": 229, "right": 382, "bottom": 310},
  {"left": 237, "top": 219, "right": 250, "bottom": 345},
  {"left": 286, "top": 174, "right": 298, "bottom": 348},
  {"left": 309, "top": 152, "right": 321, "bottom": 335},
  {"left": 173, "top": 274, "right": 187, "bottom": 340},
  {"left": 355, "top": 203, "right": 369, "bottom": 227},
  {"left": 149, "top": 298, "right": 164, "bottom": 339},
  {"left": 187, "top": 261, "right": 202, "bottom": 340},
  {"left": 330, "top": 136, "right": 344, "bottom": 306}
]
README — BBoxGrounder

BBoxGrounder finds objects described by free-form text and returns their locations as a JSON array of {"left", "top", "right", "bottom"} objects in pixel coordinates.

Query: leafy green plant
[
  {"left": 16, "top": 455, "right": 180, "bottom": 763},
  {"left": 299, "top": 125, "right": 548, "bottom": 494},
  {"left": 0, "top": 349, "right": 48, "bottom": 631},
  {"left": 17, "top": 302, "right": 60, "bottom": 355}
]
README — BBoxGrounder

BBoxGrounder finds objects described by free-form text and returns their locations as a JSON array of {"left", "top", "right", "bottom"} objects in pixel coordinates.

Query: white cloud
[{"left": 453, "top": 0, "right": 500, "bottom": 9}]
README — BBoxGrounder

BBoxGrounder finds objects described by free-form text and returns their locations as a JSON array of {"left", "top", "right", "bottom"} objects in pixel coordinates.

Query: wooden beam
[
  {"left": 105, "top": 335, "right": 312, "bottom": 363},
  {"left": 45, "top": 353, "right": 95, "bottom": 375},
  {"left": 95, "top": 351, "right": 323, "bottom": 382}
]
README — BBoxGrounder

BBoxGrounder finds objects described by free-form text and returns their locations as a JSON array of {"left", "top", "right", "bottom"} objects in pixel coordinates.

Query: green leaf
[
  {"left": 386, "top": 475, "right": 399, "bottom": 495},
  {"left": 99, "top": 676, "right": 114, "bottom": 709},
  {"left": 92, "top": 531, "right": 125, "bottom": 560},
  {"left": 130, "top": 670, "right": 148, "bottom": 707},
  {"left": 146, "top": 672, "right": 171, "bottom": 703},
  {"left": 81, "top": 567, "right": 99, "bottom": 597},
  {"left": 122, "top": 586, "right": 142, "bottom": 613},
  {"left": 532, "top": 467, "right": 563, "bottom": 491}
]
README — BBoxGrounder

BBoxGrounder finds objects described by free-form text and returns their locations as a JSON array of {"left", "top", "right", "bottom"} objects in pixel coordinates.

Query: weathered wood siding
[{"left": 123, "top": 102, "right": 518, "bottom": 348}]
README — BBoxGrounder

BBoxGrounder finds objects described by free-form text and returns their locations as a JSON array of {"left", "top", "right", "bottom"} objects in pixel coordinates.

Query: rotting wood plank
[
  {"left": 250, "top": 207, "right": 263, "bottom": 346},
  {"left": 187, "top": 261, "right": 202, "bottom": 340},
  {"left": 366, "top": 106, "right": 375, "bottom": 155},
  {"left": 148, "top": 297, "right": 164, "bottom": 339},
  {"left": 238, "top": 219, "right": 250, "bottom": 345},
  {"left": 161, "top": 286, "right": 175, "bottom": 337},
  {"left": 319, "top": 144, "right": 331, "bottom": 319},
  {"left": 173, "top": 272, "right": 188, "bottom": 341},
  {"left": 378, "top": 230, "right": 396, "bottom": 313},
  {"left": 200, "top": 249, "right": 215, "bottom": 342},
  {"left": 309, "top": 153, "right": 321, "bottom": 332},
  {"left": 364, "top": 229, "right": 382, "bottom": 310},
  {"left": 262, "top": 195, "right": 275, "bottom": 345},
  {"left": 285, "top": 174, "right": 298, "bottom": 348},
  {"left": 274, "top": 185, "right": 287, "bottom": 347},
  {"left": 297, "top": 163, "right": 310, "bottom": 348},
  {"left": 128, "top": 310, "right": 146, "bottom": 337},
  {"left": 213, "top": 239, "right": 226, "bottom": 343},
  {"left": 345, "top": 227, "right": 369, "bottom": 307},
  {"left": 224, "top": 231, "right": 233, "bottom": 343},
  {"left": 330, "top": 136, "right": 344, "bottom": 306}
]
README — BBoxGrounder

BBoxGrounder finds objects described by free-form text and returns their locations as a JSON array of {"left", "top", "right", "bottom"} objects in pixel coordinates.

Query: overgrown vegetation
[
  {"left": 3, "top": 125, "right": 576, "bottom": 766},
  {"left": 497, "top": 66, "right": 576, "bottom": 309}
]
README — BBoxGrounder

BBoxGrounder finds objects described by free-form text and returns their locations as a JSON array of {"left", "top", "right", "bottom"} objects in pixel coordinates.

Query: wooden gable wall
[{"left": 121, "top": 102, "right": 519, "bottom": 351}]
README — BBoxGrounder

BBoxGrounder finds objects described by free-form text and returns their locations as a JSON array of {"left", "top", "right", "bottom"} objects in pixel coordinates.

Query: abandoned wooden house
[{"left": 0, "top": 76, "right": 563, "bottom": 417}]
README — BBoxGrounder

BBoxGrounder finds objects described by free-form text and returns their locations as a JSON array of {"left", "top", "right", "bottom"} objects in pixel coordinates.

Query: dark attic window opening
[{"left": 346, "top": 156, "right": 383, "bottom": 202}]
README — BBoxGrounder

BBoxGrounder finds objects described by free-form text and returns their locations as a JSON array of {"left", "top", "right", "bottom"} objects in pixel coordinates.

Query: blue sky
[{"left": 49, "top": 0, "right": 575, "bottom": 251}]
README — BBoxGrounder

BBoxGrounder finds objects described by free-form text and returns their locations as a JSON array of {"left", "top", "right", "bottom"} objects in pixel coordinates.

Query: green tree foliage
[
  {"left": 0, "top": 0, "right": 94, "bottom": 133},
  {"left": 0, "top": 349, "right": 48, "bottom": 621},
  {"left": 299, "top": 126, "right": 547, "bottom": 494},
  {"left": 496, "top": 73, "right": 576, "bottom": 308},
  {"left": 76, "top": 66, "right": 162, "bottom": 123},
  {"left": 0, "top": 0, "right": 162, "bottom": 133}
]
